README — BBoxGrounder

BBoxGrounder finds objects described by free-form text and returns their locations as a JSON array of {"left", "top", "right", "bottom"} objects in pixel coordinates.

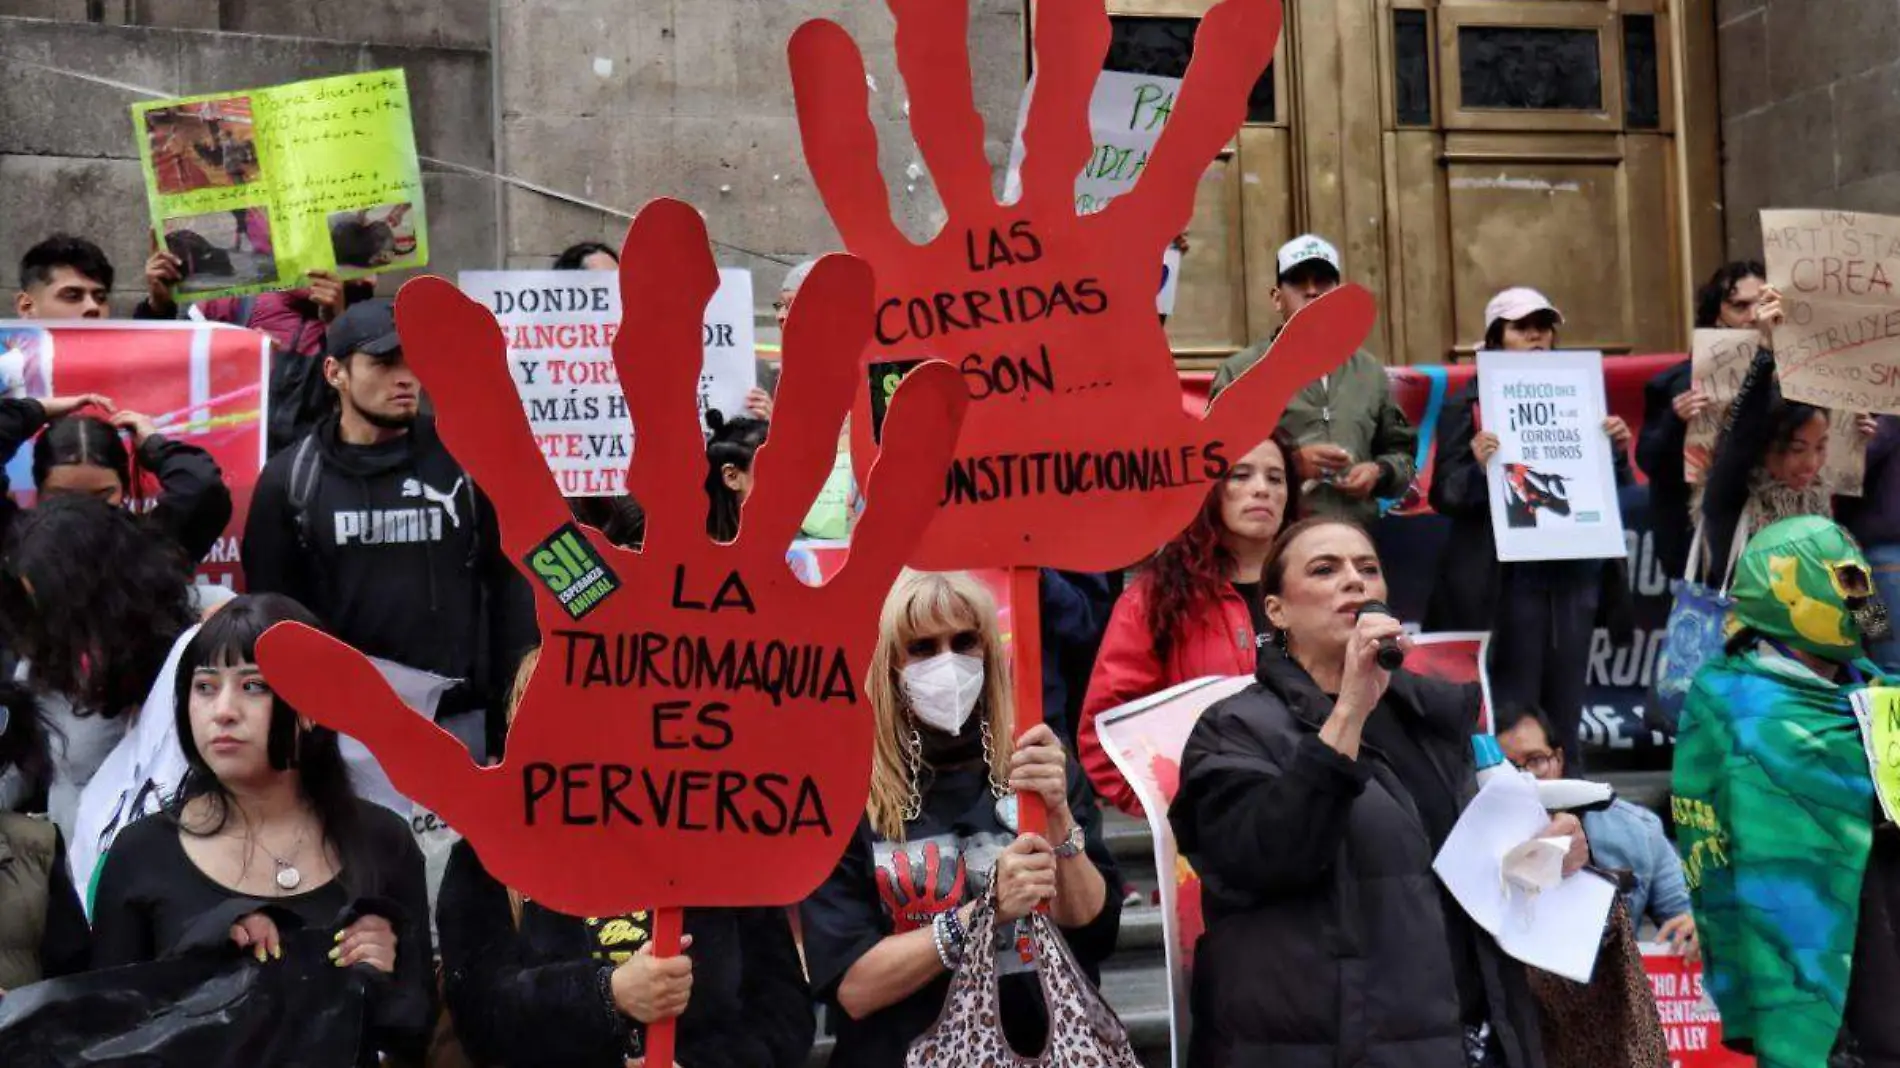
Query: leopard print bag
[{"left": 905, "top": 888, "right": 1143, "bottom": 1068}]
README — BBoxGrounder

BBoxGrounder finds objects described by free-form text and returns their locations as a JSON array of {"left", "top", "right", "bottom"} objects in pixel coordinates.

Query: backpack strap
[{"left": 286, "top": 434, "right": 323, "bottom": 552}]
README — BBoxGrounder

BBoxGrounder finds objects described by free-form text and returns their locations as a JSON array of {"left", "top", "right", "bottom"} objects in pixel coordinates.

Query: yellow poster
[
  {"left": 131, "top": 70, "right": 427, "bottom": 301},
  {"left": 1853, "top": 687, "right": 1900, "bottom": 824}
]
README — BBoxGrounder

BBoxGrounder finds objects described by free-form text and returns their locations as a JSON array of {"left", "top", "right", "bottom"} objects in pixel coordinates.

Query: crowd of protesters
[{"left": 0, "top": 225, "right": 1894, "bottom": 1068}]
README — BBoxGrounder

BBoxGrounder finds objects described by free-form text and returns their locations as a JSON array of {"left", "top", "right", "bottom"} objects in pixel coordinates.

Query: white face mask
[{"left": 900, "top": 652, "right": 985, "bottom": 735}]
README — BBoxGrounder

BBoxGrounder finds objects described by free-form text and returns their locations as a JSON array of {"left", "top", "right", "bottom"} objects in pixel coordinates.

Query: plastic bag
[{"left": 0, "top": 930, "right": 367, "bottom": 1067}]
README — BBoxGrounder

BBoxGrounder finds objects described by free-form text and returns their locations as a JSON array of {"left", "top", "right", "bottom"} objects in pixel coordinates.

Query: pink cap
[{"left": 1485, "top": 287, "right": 1564, "bottom": 329}]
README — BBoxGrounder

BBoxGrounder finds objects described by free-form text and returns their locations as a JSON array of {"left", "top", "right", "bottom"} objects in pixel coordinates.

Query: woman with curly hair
[
  {"left": 1076, "top": 430, "right": 1301, "bottom": 816},
  {"left": 0, "top": 495, "right": 200, "bottom": 844}
]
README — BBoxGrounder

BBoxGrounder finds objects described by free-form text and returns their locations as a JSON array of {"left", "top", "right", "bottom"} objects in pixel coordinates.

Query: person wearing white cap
[
  {"left": 1208, "top": 234, "right": 1417, "bottom": 526},
  {"left": 1425, "top": 287, "right": 1634, "bottom": 764}
]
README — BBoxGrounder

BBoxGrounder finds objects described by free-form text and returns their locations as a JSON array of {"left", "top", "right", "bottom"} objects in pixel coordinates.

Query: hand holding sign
[
  {"left": 255, "top": 199, "right": 967, "bottom": 918},
  {"left": 791, "top": 0, "right": 1374, "bottom": 571}
]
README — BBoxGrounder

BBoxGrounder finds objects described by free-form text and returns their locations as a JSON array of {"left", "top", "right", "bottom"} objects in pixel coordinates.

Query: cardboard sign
[
  {"left": 254, "top": 200, "right": 967, "bottom": 918},
  {"left": 1004, "top": 69, "right": 1185, "bottom": 217},
  {"left": 0, "top": 320, "right": 267, "bottom": 588},
  {"left": 1852, "top": 687, "right": 1900, "bottom": 824},
  {"left": 132, "top": 71, "right": 427, "bottom": 300},
  {"left": 1477, "top": 349, "right": 1627, "bottom": 562},
  {"left": 457, "top": 269, "right": 758, "bottom": 497},
  {"left": 791, "top": 0, "right": 1371, "bottom": 572},
  {"left": 1685, "top": 330, "right": 1760, "bottom": 485},
  {"left": 1640, "top": 944, "right": 1756, "bottom": 1067},
  {"left": 1762, "top": 209, "right": 1900, "bottom": 417}
]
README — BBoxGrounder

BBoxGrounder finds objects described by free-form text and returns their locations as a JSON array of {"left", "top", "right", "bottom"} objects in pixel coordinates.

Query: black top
[
  {"left": 437, "top": 839, "right": 814, "bottom": 1068},
  {"left": 0, "top": 397, "right": 234, "bottom": 565},
  {"left": 1634, "top": 358, "right": 1695, "bottom": 579},
  {"left": 241, "top": 415, "right": 535, "bottom": 725},
  {"left": 36, "top": 831, "right": 91, "bottom": 980},
  {"left": 89, "top": 799, "right": 435, "bottom": 1064},
  {"left": 801, "top": 760, "right": 1121, "bottom": 1068},
  {"left": 1230, "top": 580, "right": 1269, "bottom": 649}
]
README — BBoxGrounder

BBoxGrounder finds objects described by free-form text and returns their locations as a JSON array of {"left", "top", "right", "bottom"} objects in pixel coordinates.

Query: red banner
[
  {"left": 1641, "top": 945, "right": 1755, "bottom": 1068},
  {"left": 2, "top": 320, "right": 270, "bottom": 588}
]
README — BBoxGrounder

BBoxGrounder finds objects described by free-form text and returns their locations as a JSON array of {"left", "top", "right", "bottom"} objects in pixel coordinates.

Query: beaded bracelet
[{"left": 931, "top": 910, "right": 965, "bottom": 970}]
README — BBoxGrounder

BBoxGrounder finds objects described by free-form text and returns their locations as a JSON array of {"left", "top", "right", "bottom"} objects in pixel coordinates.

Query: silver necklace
[{"left": 255, "top": 826, "right": 307, "bottom": 891}]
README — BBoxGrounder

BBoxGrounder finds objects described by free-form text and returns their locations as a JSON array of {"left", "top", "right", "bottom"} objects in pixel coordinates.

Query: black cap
[{"left": 325, "top": 297, "right": 401, "bottom": 360}]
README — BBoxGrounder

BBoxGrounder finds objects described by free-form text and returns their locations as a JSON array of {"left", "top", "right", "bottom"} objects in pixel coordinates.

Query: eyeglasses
[{"left": 1511, "top": 751, "right": 1559, "bottom": 776}]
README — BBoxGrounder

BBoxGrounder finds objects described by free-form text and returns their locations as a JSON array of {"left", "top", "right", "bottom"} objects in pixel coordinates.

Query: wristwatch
[{"left": 1052, "top": 822, "right": 1086, "bottom": 859}]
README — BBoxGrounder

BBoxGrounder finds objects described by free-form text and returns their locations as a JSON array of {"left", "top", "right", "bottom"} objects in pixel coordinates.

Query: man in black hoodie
[{"left": 242, "top": 299, "right": 535, "bottom": 759}]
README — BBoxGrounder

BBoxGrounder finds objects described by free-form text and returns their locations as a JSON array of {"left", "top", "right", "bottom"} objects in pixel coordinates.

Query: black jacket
[
  {"left": 1170, "top": 653, "right": 1544, "bottom": 1068},
  {"left": 437, "top": 840, "right": 813, "bottom": 1068},
  {"left": 0, "top": 398, "right": 233, "bottom": 564},
  {"left": 241, "top": 415, "right": 535, "bottom": 712},
  {"left": 1698, "top": 347, "right": 1781, "bottom": 571},
  {"left": 1635, "top": 359, "right": 1695, "bottom": 580},
  {"left": 1424, "top": 379, "right": 1634, "bottom": 634}
]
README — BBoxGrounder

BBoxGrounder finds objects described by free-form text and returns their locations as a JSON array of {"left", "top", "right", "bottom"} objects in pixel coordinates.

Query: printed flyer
[{"left": 1477, "top": 349, "right": 1627, "bottom": 562}]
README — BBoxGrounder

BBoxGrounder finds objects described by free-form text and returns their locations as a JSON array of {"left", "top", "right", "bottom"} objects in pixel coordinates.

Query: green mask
[{"left": 1729, "top": 516, "right": 1882, "bottom": 660}]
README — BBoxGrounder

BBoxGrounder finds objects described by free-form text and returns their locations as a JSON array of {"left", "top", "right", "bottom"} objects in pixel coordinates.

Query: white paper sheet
[{"left": 1434, "top": 770, "right": 1617, "bottom": 983}]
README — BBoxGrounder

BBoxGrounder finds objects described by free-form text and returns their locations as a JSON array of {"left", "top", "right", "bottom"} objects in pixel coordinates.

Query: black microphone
[{"left": 1355, "top": 600, "right": 1407, "bottom": 671}]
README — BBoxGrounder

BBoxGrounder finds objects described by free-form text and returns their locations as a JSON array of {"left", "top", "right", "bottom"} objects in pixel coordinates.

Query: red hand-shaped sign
[
  {"left": 255, "top": 200, "right": 967, "bottom": 918},
  {"left": 792, "top": 0, "right": 1375, "bottom": 572}
]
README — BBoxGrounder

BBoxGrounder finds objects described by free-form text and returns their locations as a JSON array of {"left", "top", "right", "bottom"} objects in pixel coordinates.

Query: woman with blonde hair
[{"left": 801, "top": 570, "right": 1120, "bottom": 1067}]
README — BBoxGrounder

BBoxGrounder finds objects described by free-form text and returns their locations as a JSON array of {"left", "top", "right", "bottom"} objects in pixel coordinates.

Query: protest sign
[
  {"left": 256, "top": 201, "right": 964, "bottom": 923},
  {"left": 794, "top": 0, "right": 1365, "bottom": 573},
  {"left": 1640, "top": 944, "right": 1756, "bottom": 1068},
  {"left": 132, "top": 70, "right": 427, "bottom": 301},
  {"left": 1685, "top": 330, "right": 1759, "bottom": 484},
  {"left": 1, "top": 320, "right": 267, "bottom": 588},
  {"left": 1158, "top": 244, "right": 1184, "bottom": 316},
  {"left": 1762, "top": 209, "right": 1900, "bottom": 417},
  {"left": 1477, "top": 350, "right": 1627, "bottom": 562},
  {"left": 457, "top": 269, "right": 757, "bottom": 497},
  {"left": 1852, "top": 688, "right": 1900, "bottom": 824},
  {"left": 1004, "top": 70, "right": 1184, "bottom": 216}
]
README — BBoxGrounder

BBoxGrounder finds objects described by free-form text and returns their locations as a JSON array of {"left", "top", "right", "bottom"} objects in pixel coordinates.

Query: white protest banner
[
  {"left": 1762, "top": 209, "right": 1900, "bottom": 417},
  {"left": 1477, "top": 349, "right": 1626, "bottom": 562},
  {"left": 1004, "top": 70, "right": 1183, "bottom": 314},
  {"left": 458, "top": 269, "right": 757, "bottom": 497}
]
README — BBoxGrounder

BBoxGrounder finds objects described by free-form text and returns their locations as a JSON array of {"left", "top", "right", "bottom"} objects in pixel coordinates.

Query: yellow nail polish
[
  {"left": 327, "top": 947, "right": 340, "bottom": 961},
  {"left": 271, "top": 945, "right": 282, "bottom": 961},
  {"left": 333, "top": 930, "right": 345, "bottom": 943},
  {"left": 254, "top": 947, "right": 267, "bottom": 963}
]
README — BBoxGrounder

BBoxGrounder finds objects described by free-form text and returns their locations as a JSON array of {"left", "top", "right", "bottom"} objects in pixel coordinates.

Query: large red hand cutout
[
  {"left": 255, "top": 200, "right": 967, "bottom": 918},
  {"left": 792, "top": 0, "right": 1375, "bottom": 572}
]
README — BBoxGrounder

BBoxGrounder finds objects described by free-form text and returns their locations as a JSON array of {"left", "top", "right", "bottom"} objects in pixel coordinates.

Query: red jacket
[{"left": 1078, "top": 577, "right": 1257, "bottom": 816}]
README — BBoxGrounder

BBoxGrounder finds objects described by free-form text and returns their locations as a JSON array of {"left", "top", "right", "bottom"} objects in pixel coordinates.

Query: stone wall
[
  {"left": 0, "top": 1, "right": 496, "bottom": 312},
  {"left": 1716, "top": 0, "right": 1900, "bottom": 259},
  {"left": 493, "top": 0, "right": 1027, "bottom": 296},
  {"left": 0, "top": 1, "right": 1028, "bottom": 315}
]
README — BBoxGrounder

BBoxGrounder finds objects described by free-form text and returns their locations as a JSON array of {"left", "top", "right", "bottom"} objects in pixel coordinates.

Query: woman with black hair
[
  {"left": 0, "top": 391, "right": 233, "bottom": 563},
  {"left": 1076, "top": 429, "right": 1301, "bottom": 816},
  {"left": 89, "top": 593, "right": 433, "bottom": 1064},
  {"left": 552, "top": 242, "right": 619, "bottom": 271},
  {"left": 703, "top": 411, "right": 820, "bottom": 582},
  {"left": 1697, "top": 286, "right": 1877, "bottom": 567},
  {"left": 0, "top": 496, "right": 200, "bottom": 843}
]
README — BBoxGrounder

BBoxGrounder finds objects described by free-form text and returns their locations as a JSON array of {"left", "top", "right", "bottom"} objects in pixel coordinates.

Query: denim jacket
[{"left": 1583, "top": 799, "right": 1691, "bottom": 927}]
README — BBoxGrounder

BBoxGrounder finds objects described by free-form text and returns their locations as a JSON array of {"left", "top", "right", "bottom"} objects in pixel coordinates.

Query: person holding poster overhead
[
  {"left": 1076, "top": 429, "right": 1302, "bottom": 816},
  {"left": 1697, "top": 287, "right": 1880, "bottom": 578},
  {"left": 1427, "top": 288, "right": 1634, "bottom": 763},
  {"left": 801, "top": 571, "right": 1119, "bottom": 1068},
  {"left": 1207, "top": 236, "right": 1417, "bottom": 527},
  {"left": 1672, "top": 516, "right": 1897, "bottom": 1068}
]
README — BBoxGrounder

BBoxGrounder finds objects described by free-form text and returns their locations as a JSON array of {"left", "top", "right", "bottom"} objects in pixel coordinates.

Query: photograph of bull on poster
[
  {"left": 1477, "top": 349, "right": 1626, "bottom": 562},
  {"left": 1762, "top": 208, "right": 1900, "bottom": 418},
  {"left": 458, "top": 268, "right": 756, "bottom": 498}
]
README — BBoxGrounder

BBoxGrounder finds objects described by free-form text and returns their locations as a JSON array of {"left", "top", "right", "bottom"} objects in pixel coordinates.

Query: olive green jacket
[{"left": 1208, "top": 343, "right": 1417, "bottom": 524}]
